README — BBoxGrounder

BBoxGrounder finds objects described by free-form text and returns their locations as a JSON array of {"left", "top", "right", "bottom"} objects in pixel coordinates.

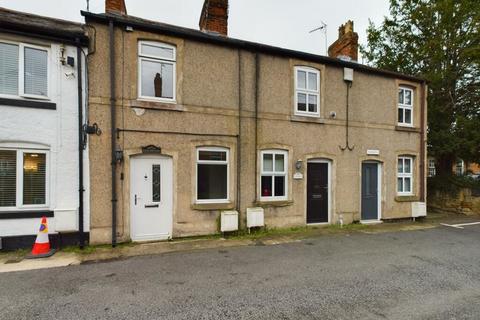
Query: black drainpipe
[
  {"left": 236, "top": 50, "right": 242, "bottom": 211},
  {"left": 254, "top": 53, "right": 259, "bottom": 202},
  {"left": 109, "top": 19, "right": 117, "bottom": 247},
  {"left": 76, "top": 39, "right": 85, "bottom": 249}
]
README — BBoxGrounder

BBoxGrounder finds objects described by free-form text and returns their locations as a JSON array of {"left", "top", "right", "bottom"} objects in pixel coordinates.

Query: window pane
[
  {"left": 404, "top": 158, "right": 411, "bottom": 173},
  {"left": 398, "top": 158, "right": 403, "bottom": 173},
  {"left": 398, "top": 89, "right": 404, "bottom": 104},
  {"left": 24, "top": 47, "right": 48, "bottom": 96},
  {"left": 397, "top": 178, "right": 403, "bottom": 192},
  {"left": 141, "top": 43, "right": 174, "bottom": 60},
  {"left": 405, "top": 109, "right": 412, "bottom": 124},
  {"left": 274, "top": 176, "right": 285, "bottom": 197},
  {"left": 274, "top": 154, "right": 284, "bottom": 172},
  {"left": 308, "top": 72, "right": 317, "bottom": 91},
  {"left": 297, "top": 70, "right": 306, "bottom": 89},
  {"left": 404, "top": 178, "right": 411, "bottom": 192},
  {"left": 23, "top": 153, "right": 46, "bottom": 205},
  {"left": 197, "top": 164, "right": 227, "bottom": 200},
  {"left": 404, "top": 90, "right": 412, "bottom": 105},
  {"left": 0, "top": 43, "right": 19, "bottom": 95},
  {"left": 152, "top": 164, "right": 161, "bottom": 202},
  {"left": 297, "top": 93, "right": 307, "bottom": 111},
  {"left": 308, "top": 94, "right": 317, "bottom": 113},
  {"left": 0, "top": 150, "right": 16, "bottom": 207},
  {"left": 199, "top": 150, "right": 226, "bottom": 161},
  {"left": 263, "top": 153, "right": 273, "bottom": 172},
  {"left": 261, "top": 175, "right": 272, "bottom": 197},
  {"left": 398, "top": 108, "right": 404, "bottom": 123},
  {"left": 141, "top": 60, "right": 174, "bottom": 99}
]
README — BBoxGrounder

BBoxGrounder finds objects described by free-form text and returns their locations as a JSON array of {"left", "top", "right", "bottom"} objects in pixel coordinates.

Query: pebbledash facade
[
  {"left": 0, "top": 8, "right": 89, "bottom": 249},
  {"left": 84, "top": 0, "right": 427, "bottom": 245}
]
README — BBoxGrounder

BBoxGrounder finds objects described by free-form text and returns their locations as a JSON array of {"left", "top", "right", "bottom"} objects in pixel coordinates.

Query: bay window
[
  {"left": 0, "top": 149, "right": 48, "bottom": 209},
  {"left": 260, "top": 150, "right": 288, "bottom": 201},
  {"left": 196, "top": 147, "right": 229, "bottom": 203},
  {"left": 0, "top": 41, "right": 49, "bottom": 99}
]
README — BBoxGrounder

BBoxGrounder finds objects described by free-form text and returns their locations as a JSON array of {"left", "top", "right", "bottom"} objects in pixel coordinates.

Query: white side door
[{"left": 130, "top": 156, "right": 173, "bottom": 241}]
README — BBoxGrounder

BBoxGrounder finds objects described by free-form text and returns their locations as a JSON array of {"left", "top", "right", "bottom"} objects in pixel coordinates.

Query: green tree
[{"left": 361, "top": 0, "right": 480, "bottom": 175}]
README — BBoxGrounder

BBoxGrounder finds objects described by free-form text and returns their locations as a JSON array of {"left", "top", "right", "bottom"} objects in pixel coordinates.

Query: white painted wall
[{"left": 0, "top": 33, "right": 89, "bottom": 237}]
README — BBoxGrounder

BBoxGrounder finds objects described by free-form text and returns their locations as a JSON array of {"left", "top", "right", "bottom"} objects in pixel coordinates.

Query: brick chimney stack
[
  {"left": 105, "top": 0, "right": 127, "bottom": 15},
  {"left": 199, "top": 0, "right": 228, "bottom": 36},
  {"left": 328, "top": 20, "right": 358, "bottom": 61}
]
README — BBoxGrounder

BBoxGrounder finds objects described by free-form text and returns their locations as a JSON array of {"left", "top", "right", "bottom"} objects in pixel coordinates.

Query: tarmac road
[{"left": 1, "top": 224, "right": 480, "bottom": 319}]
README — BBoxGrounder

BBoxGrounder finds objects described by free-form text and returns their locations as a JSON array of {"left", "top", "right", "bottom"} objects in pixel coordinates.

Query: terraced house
[{"left": 84, "top": 0, "right": 427, "bottom": 245}]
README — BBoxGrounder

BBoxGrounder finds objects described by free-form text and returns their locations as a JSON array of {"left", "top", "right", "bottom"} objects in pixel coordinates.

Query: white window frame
[
  {"left": 428, "top": 159, "right": 436, "bottom": 177},
  {"left": 260, "top": 149, "right": 288, "bottom": 201},
  {"left": 195, "top": 147, "right": 229, "bottom": 204},
  {"left": 397, "top": 156, "right": 413, "bottom": 195},
  {"left": 455, "top": 160, "right": 464, "bottom": 176},
  {"left": 398, "top": 87, "right": 413, "bottom": 127},
  {"left": 137, "top": 41, "right": 176, "bottom": 103},
  {"left": 0, "top": 40, "right": 51, "bottom": 100},
  {"left": 294, "top": 66, "right": 320, "bottom": 117},
  {"left": 0, "top": 148, "right": 50, "bottom": 211}
]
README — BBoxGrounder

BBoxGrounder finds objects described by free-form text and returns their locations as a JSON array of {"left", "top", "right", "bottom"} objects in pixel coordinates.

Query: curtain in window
[
  {"left": 0, "top": 43, "right": 19, "bottom": 95},
  {"left": 24, "top": 47, "right": 48, "bottom": 96},
  {"left": 23, "top": 153, "right": 46, "bottom": 205},
  {"left": 0, "top": 150, "right": 17, "bottom": 207}
]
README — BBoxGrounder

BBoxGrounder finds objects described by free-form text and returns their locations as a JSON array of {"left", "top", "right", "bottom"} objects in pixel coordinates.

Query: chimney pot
[
  {"left": 328, "top": 20, "right": 358, "bottom": 62},
  {"left": 199, "top": 0, "right": 229, "bottom": 36},
  {"left": 105, "top": 0, "right": 127, "bottom": 15}
]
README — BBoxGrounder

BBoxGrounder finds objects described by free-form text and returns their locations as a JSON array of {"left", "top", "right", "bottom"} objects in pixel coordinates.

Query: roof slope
[
  {"left": 82, "top": 11, "right": 424, "bottom": 83},
  {"left": 0, "top": 7, "right": 87, "bottom": 45}
]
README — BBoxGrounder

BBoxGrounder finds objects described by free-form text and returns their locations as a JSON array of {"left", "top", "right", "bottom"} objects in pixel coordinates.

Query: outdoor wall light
[
  {"left": 115, "top": 148, "right": 124, "bottom": 163},
  {"left": 295, "top": 160, "right": 303, "bottom": 171}
]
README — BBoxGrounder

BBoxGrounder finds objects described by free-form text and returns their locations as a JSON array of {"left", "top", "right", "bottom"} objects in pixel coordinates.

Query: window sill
[
  {"left": 0, "top": 210, "right": 54, "bottom": 220},
  {"left": 290, "top": 115, "right": 325, "bottom": 124},
  {"left": 395, "top": 195, "right": 420, "bottom": 202},
  {"left": 129, "top": 99, "right": 184, "bottom": 112},
  {"left": 0, "top": 97, "right": 56, "bottom": 110},
  {"left": 395, "top": 125, "right": 420, "bottom": 133},
  {"left": 255, "top": 200, "right": 293, "bottom": 207},
  {"left": 191, "top": 202, "right": 235, "bottom": 211}
]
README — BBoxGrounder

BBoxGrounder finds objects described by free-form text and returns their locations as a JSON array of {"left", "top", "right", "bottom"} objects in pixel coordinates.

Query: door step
[{"left": 360, "top": 220, "right": 383, "bottom": 225}]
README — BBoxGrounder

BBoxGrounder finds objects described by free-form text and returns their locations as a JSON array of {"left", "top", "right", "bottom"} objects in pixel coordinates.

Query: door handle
[
  {"left": 134, "top": 194, "right": 137, "bottom": 205},
  {"left": 145, "top": 204, "right": 159, "bottom": 208}
]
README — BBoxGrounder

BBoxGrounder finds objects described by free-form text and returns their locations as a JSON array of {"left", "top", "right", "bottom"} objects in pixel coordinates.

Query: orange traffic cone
[{"left": 26, "top": 216, "right": 56, "bottom": 259}]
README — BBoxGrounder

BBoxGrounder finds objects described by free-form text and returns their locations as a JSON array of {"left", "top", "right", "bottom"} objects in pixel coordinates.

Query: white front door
[{"left": 130, "top": 155, "right": 173, "bottom": 241}]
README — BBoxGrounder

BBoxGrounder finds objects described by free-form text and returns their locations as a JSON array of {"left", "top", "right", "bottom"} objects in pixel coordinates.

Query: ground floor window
[
  {"left": 0, "top": 149, "right": 47, "bottom": 208},
  {"left": 397, "top": 156, "right": 413, "bottom": 195},
  {"left": 196, "top": 147, "right": 229, "bottom": 203},
  {"left": 260, "top": 150, "right": 288, "bottom": 201}
]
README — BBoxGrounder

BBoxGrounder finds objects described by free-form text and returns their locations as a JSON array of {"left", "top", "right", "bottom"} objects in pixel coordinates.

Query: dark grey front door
[
  {"left": 361, "top": 162, "right": 378, "bottom": 220},
  {"left": 307, "top": 162, "right": 329, "bottom": 223}
]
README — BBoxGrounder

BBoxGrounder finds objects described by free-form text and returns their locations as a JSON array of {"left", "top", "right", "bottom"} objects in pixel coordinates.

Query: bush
[{"left": 428, "top": 174, "right": 480, "bottom": 196}]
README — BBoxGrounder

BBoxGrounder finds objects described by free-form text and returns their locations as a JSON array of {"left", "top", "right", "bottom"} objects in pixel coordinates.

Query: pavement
[{"left": 0, "top": 212, "right": 479, "bottom": 319}]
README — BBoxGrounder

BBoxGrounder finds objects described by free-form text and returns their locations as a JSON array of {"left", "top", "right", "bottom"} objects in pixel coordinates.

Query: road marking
[{"left": 441, "top": 221, "right": 480, "bottom": 229}]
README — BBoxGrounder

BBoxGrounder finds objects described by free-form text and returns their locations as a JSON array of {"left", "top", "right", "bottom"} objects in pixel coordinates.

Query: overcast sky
[{"left": 0, "top": 0, "right": 390, "bottom": 60}]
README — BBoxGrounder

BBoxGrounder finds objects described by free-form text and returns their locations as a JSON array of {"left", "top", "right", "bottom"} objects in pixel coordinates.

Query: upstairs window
[
  {"left": 0, "top": 41, "right": 49, "bottom": 99},
  {"left": 397, "top": 156, "right": 413, "bottom": 195},
  {"left": 294, "top": 67, "right": 320, "bottom": 117},
  {"left": 0, "top": 149, "right": 48, "bottom": 209},
  {"left": 398, "top": 87, "right": 413, "bottom": 126},
  {"left": 196, "top": 147, "right": 229, "bottom": 203},
  {"left": 428, "top": 159, "right": 436, "bottom": 177},
  {"left": 260, "top": 150, "right": 288, "bottom": 201},
  {"left": 138, "top": 41, "right": 176, "bottom": 102}
]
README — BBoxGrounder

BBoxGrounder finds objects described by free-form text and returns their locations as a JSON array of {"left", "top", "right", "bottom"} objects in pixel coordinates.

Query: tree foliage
[{"left": 361, "top": 0, "right": 480, "bottom": 174}]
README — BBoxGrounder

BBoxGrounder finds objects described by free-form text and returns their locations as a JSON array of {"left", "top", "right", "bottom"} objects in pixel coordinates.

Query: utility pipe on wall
[
  {"left": 109, "top": 19, "right": 118, "bottom": 247},
  {"left": 76, "top": 39, "right": 85, "bottom": 249}
]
